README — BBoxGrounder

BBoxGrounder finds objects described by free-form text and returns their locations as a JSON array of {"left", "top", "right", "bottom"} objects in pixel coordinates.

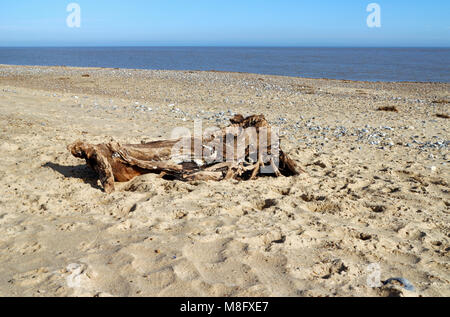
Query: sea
[{"left": 0, "top": 47, "right": 449, "bottom": 82}]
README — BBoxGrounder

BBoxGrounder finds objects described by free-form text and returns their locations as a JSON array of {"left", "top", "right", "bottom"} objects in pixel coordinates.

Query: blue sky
[{"left": 0, "top": 0, "right": 449, "bottom": 46}]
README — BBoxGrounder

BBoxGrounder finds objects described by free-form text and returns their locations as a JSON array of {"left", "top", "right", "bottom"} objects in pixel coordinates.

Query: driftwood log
[{"left": 68, "top": 114, "right": 302, "bottom": 193}]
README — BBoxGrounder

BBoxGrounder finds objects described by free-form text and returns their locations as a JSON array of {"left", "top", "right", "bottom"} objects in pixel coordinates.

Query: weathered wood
[{"left": 68, "top": 114, "right": 303, "bottom": 193}]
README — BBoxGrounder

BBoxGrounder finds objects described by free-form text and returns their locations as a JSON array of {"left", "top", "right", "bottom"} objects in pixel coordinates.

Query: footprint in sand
[{"left": 181, "top": 238, "right": 299, "bottom": 296}]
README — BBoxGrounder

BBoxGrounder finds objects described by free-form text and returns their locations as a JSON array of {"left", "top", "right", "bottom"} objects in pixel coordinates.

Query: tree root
[{"left": 68, "top": 114, "right": 303, "bottom": 193}]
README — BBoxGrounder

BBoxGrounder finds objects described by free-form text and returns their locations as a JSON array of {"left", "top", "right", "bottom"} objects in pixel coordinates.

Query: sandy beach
[{"left": 0, "top": 64, "right": 448, "bottom": 297}]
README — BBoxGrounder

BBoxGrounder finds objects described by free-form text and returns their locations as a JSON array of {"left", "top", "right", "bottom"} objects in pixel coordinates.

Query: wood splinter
[{"left": 68, "top": 114, "right": 303, "bottom": 193}]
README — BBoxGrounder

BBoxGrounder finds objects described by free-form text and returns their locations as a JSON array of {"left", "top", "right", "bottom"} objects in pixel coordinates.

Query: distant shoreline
[
  {"left": 0, "top": 64, "right": 448, "bottom": 85},
  {"left": 0, "top": 65, "right": 448, "bottom": 108}
]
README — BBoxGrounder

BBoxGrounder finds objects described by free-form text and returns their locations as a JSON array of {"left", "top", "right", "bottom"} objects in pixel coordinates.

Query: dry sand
[{"left": 0, "top": 64, "right": 448, "bottom": 297}]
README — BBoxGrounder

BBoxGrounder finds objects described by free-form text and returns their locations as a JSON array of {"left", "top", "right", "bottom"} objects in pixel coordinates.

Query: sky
[{"left": 0, "top": 0, "right": 449, "bottom": 47}]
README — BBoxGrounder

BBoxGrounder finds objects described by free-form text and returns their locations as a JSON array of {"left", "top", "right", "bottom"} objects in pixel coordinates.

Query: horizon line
[{"left": 1, "top": 45, "right": 449, "bottom": 49}]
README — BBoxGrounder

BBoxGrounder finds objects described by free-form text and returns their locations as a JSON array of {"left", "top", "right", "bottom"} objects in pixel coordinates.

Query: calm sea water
[{"left": 0, "top": 47, "right": 449, "bottom": 82}]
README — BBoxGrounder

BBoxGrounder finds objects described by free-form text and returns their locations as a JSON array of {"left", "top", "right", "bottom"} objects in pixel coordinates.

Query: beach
[{"left": 0, "top": 64, "right": 448, "bottom": 297}]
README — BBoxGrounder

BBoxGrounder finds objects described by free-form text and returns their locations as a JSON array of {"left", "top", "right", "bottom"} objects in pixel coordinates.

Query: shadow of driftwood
[{"left": 43, "top": 162, "right": 103, "bottom": 191}]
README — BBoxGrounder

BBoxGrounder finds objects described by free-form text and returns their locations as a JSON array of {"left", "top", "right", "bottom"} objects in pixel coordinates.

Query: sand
[{"left": 0, "top": 64, "right": 448, "bottom": 297}]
